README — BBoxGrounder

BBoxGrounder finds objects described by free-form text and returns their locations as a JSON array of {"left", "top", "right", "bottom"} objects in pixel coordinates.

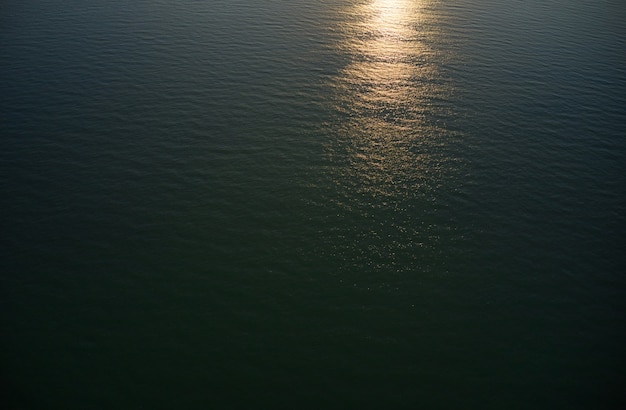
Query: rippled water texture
[{"left": 1, "top": 0, "right": 625, "bottom": 408}]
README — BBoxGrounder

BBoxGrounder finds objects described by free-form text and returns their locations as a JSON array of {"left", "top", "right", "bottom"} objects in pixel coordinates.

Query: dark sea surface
[{"left": 1, "top": 0, "right": 625, "bottom": 408}]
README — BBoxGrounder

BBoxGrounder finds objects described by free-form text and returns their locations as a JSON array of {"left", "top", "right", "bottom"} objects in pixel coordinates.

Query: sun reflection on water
[{"left": 328, "top": 0, "right": 453, "bottom": 205}]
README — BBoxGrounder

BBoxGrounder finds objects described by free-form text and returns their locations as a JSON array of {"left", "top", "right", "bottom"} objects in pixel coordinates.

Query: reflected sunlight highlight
[
  {"left": 327, "top": 0, "right": 454, "bottom": 205},
  {"left": 371, "top": 0, "right": 414, "bottom": 38}
]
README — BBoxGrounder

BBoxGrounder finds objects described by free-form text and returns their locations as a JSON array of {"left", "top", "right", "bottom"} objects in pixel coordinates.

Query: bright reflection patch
[{"left": 327, "top": 0, "right": 452, "bottom": 205}]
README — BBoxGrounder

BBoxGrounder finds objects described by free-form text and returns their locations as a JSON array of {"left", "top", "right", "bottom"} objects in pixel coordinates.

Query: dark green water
[{"left": 1, "top": 0, "right": 625, "bottom": 408}]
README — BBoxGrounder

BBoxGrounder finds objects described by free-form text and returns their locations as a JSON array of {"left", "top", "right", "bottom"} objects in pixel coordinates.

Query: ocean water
[{"left": 1, "top": 0, "right": 625, "bottom": 408}]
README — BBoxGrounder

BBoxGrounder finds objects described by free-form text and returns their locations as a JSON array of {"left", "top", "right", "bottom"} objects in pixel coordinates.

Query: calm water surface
[{"left": 1, "top": 0, "right": 625, "bottom": 408}]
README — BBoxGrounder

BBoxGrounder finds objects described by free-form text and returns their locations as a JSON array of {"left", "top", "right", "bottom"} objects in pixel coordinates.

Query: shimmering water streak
[{"left": 316, "top": 0, "right": 462, "bottom": 275}]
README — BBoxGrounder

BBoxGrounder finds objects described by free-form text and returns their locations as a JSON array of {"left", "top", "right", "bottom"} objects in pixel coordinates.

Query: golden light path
[
  {"left": 321, "top": 0, "right": 457, "bottom": 274},
  {"left": 360, "top": 0, "right": 424, "bottom": 106},
  {"left": 328, "top": 0, "right": 449, "bottom": 205}
]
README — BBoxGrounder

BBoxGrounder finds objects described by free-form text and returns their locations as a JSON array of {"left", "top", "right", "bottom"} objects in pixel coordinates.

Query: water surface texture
[{"left": 2, "top": 0, "right": 625, "bottom": 408}]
